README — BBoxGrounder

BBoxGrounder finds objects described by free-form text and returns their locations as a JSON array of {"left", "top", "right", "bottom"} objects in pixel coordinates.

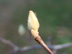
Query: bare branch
[
  {"left": 0, "top": 37, "right": 17, "bottom": 48},
  {"left": 21, "top": 43, "right": 72, "bottom": 51},
  {"left": 0, "top": 37, "right": 19, "bottom": 54},
  {"left": 30, "top": 29, "right": 54, "bottom": 54},
  {"left": 52, "top": 43, "right": 72, "bottom": 50},
  {"left": 0, "top": 37, "right": 72, "bottom": 54}
]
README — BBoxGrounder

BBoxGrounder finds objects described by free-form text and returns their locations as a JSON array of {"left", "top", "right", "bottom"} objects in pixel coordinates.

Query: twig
[
  {"left": 35, "top": 36, "right": 54, "bottom": 54},
  {"left": 21, "top": 43, "right": 72, "bottom": 51},
  {"left": 31, "top": 29, "right": 54, "bottom": 54},
  {"left": 0, "top": 37, "right": 18, "bottom": 48},
  {"left": 0, "top": 37, "right": 19, "bottom": 54},
  {"left": 0, "top": 37, "right": 72, "bottom": 53},
  {"left": 52, "top": 43, "right": 72, "bottom": 50}
]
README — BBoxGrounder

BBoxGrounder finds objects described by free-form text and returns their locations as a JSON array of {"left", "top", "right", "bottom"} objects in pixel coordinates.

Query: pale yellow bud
[
  {"left": 28, "top": 10, "right": 39, "bottom": 33},
  {"left": 18, "top": 24, "right": 25, "bottom": 36}
]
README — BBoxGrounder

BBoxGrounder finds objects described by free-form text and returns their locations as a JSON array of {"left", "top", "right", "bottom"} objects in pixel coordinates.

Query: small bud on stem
[{"left": 28, "top": 10, "right": 54, "bottom": 54}]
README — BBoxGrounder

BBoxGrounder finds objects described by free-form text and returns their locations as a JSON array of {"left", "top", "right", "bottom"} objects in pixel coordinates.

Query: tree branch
[
  {"left": 0, "top": 37, "right": 72, "bottom": 54},
  {"left": 0, "top": 37, "right": 19, "bottom": 54},
  {"left": 21, "top": 43, "right": 72, "bottom": 51}
]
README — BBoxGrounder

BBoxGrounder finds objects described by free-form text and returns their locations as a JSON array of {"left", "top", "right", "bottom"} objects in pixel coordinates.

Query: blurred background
[{"left": 0, "top": 0, "right": 72, "bottom": 54}]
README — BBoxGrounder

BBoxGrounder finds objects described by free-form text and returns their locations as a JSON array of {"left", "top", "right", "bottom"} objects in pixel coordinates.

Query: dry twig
[{"left": 0, "top": 37, "right": 72, "bottom": 54}]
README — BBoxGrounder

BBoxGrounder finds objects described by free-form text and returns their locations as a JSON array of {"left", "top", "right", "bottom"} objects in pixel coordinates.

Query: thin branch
[
  {"left": 35, "top": 36, "right": 54, "bottom": 54},
  {"left": 0, "top": 37, "right": 72, "bottom": 53},
  {"left": 21, "top": 43, "right": 72, "bottom": 51},
  {"left": 52, "top": 43, "right": 72, "bottom": 50},
  {"left": 31, "top": 29, "right": 54, "bottom": 54},
  {"left": 0, "top": 37, "right": 19, "bottom": 54},
  {"left": 0, "top": 37, "right": 18, "bottom": 48}
]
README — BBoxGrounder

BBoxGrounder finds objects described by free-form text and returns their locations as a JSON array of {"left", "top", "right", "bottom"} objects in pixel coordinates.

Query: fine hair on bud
[
  {"left": 18, "top": 24, "right": 25, "bottom": 36},
  {"left": 28, "top": 10, "right": 39, "bottom": 33}
]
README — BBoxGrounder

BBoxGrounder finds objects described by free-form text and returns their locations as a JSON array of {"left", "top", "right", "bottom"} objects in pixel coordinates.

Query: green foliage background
[{"left": 0, "top": 0, "right": 72, "bottom": 54}]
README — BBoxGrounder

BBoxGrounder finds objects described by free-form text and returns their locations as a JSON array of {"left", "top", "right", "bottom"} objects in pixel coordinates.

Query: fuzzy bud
[
  {"left": 18, "top": 24, "right": 25, "bottom": 36},
  {"left": 28, "top": 10, "right": 39, "bottom": 34}
]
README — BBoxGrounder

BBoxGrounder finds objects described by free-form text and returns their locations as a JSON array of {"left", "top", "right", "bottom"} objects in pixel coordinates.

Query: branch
[
  {"left": 0, "top": 37, "right": 72, "bottom": 53},
  {"left": 31, "top": 29, "right": 54, "bottom": 54},
  {"left": 0, "top": 37, "right": 19, "bottom": 54},
  {"left": 20, "top": 43, "right": 72, "bottom": 51},
  {"left": 52, "top": 43, "right": 72, "bottom": 50}
]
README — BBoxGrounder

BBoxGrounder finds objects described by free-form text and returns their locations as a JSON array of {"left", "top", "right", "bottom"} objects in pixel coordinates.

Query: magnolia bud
[
  {"left": 28, "top": 10, "right": 39, "bottom": 33},
  {"left": 18, "top": 24, "right": 25, "bottom": 36}
]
